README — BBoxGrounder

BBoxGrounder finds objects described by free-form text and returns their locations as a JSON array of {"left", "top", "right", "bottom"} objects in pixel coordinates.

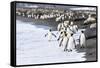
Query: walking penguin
[
  {"left": 45, "top": 29, "right": 57, "bottom": 41},
  {"left": 66, "top": 34, "right": 76, "bottom": 52}
]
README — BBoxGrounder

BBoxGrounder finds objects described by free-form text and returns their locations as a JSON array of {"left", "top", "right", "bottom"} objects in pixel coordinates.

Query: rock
[
  {"left": 90, "top": 23, "right": 96, "bottom": 28},
  {"left": 84, "top": 17, "right": 96, "bottom": 25},
  {"left": 84, "top": 28, "right": 96, "bottom": 39}
]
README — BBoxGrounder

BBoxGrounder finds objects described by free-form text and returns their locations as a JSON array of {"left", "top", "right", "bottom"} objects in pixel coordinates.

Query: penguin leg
[
  {"left": 67, "top": 49, "right": 70, "bottom": 52},
  {"left": 81, "top": 44, "right": 85, "bottom": 48},
  {"left": 64, "top": 48, "right": 67, "bottom": 51},
  {"left": 80, "top": 43, "right": 83, "bottom": 48},
  {"left": 59, "top": 42, "right": 62, "bottom": 47},
  {"left": 64, "top": 44, "right": 67, "bottom": 51},
  {"left": 80, "top": 45, "right": 83, "bottom": 48}
]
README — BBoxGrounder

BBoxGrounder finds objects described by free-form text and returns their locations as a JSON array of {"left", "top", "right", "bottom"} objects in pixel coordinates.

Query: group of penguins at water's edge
[{"left": 44, "top": 21, "right": 86, "bottom": 52}]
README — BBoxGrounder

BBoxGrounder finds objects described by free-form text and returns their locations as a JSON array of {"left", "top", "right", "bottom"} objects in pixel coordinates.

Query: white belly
[
  {"left": 67, "top": 37, "right": 75, "bottom": 50},
  {"left": 62, "top": 37, "right": 68, "bottom": 47},
  {"left": 48, "top": 32, "right": 52, "bottom": 41},
  {"left": 80, "top": 34, "right": 86, "bottom": 46}
]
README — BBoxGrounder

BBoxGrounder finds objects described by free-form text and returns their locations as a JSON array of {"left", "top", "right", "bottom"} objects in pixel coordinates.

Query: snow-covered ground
[{"left": 16, "top": 20, "right": 86, "bottom": 65}]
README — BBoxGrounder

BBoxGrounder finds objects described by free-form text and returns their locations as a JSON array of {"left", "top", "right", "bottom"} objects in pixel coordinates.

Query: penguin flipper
[
  {"left": 52, "top": 33, "right": 57, "bottom": 38},
  {"left": 45, "top": 33, "right": 48, "bottom": 37}
]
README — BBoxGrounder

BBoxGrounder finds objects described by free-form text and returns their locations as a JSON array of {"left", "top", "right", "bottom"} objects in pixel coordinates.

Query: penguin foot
[
  {"left": 67, "top": 49, "right": 72, "bottom": 52},
  {"left": 80, "top": 47, "right": 82, "bottom": 48},
  {"left": 64, "top": 49, "right": 66, "bottom": 51},
  {"left": 64, "top": 49, "right": 67, "bottom": 51},
  {"left": 80, "top": 46, "right": 85, "bottom": 48}
]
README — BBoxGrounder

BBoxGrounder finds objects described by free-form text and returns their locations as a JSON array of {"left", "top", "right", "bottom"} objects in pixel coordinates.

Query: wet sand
[{"left": 76, "top": 38, "right": 97, "bottom": 61}]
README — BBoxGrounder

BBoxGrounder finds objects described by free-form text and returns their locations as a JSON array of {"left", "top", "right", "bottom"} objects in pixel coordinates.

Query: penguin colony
[
  {"left": 45, "top": 20, "right": 86, "bottom": 52},
  {"left": 16, "top": 8, "right": 96, "bottom": 52}
]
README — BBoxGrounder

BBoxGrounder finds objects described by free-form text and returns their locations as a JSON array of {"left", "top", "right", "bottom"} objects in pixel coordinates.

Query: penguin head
[
  {"left": 71, "top": 33, "right": 73, "bottom": 36},
  {"left": 49, "top": 29, "right": 52, "bottom": 32},
  {"left": 65, "top": 33, "right": 67, "bottom": 36},
  {"left": 61, "top": 31, "right": 63, "bottom": 33},
  {"left": 64, "top": 31, "right": 66, "bottom": 34},
  {"left": 81, "top": 31, "right": 84, "bottom": 33}
]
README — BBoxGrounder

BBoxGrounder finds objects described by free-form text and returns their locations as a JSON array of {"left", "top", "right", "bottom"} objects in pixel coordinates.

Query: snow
[
  {"left": 70, "top": 7, "right": 96, "bottom": 11},
  {"left": 16, "top": 20, "right": 86, "bottom": 65}
]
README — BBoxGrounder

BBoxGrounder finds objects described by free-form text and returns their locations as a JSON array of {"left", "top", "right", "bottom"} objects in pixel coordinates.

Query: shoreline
[
  {"left": 16, "top": 16, "right": 97, "bottom": 62},
  {"left": 76, "top": 38, "right": 97, "bottom": 61}
]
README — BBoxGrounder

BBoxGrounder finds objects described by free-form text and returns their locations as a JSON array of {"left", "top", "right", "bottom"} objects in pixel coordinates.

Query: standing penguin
[
  {"left": 67, "top": 34, "right": 76, "bottom": 52},
  {"left": 79, "top": 31, "right": 86, "bottom": 48},
  {"left": 62, "top": 33, "right": 69, "bottom": 51},
  {"left": 57, "top": 22, "right": 65, "bottom": 33},
  {"left": 57, "top": 31, "right": 66, "bottom": 47},
  {"left": 45, "top": 29, "right": 57, "bottom": 41}
]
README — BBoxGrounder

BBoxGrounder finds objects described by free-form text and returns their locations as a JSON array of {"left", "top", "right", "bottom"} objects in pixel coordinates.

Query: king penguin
[
  {"left": 79, "top": 31, "right": 86, "bottom": 48},
  {"left": 45, "top": 29, "right": 56, "bottom": 41},
  {"left": 67, "top": 34, "right": 76, "bottom": 52}
]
